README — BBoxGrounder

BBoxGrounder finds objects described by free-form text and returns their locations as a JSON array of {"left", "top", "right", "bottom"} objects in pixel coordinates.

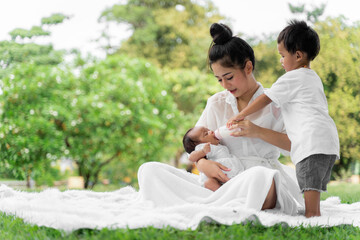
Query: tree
[
  {"left": 0, "top": 13, "right": 69, "bottom": 71},
  {"left": 99, "top": 0, "right": 223, "bottom": 70},
  {"left": 61, "top": 55, "right": 183, "bottom": 188},
  {"left": 288, "top": 2, "right": 326, "bottom": 23},
  {"left": 1, "top": 53, "right": 185, "bottom": 189},
  {"left": 0, "top": 14, "right": 69, "bottom": 187},
  {"left": 0, "top": 63, "right": 68, "bottom": 187},
  {"left": 252, "top": 36, "right": 284, "bottom": 88},
  {"left": 312, "top": 17, "right": 360, "bottom": 177},
  {"left": 1, "top": 12, "right": 189, "bottom": 188}
]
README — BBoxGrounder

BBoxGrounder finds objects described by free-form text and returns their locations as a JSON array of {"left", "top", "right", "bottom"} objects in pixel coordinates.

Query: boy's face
[
  {"left": 189, "top": 126, "right": 219, "bottom": 145},
  {"left": 277, "top": 41, "right": 301, "bottom": 72}
]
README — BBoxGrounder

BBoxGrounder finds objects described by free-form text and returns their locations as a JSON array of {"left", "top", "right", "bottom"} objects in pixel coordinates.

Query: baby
[{"left": 183, "top": 126, "right": 244, "bottom": 191}]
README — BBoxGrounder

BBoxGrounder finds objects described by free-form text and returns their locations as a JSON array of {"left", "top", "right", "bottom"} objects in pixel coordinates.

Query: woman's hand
[
  {"left": 230, "top": 120, "right": 262, "bottom": 138},
  {"left": 230, "top": 120, "right": 291, "bottom": 151},
  {"left": 196, "top": 159, "right": 230, "bottom": 183}
]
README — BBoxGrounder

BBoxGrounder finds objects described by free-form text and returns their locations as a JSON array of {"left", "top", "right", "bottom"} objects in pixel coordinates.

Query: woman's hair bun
[{"left": 210, "top": 23, "right": 233, "bottom": 45}]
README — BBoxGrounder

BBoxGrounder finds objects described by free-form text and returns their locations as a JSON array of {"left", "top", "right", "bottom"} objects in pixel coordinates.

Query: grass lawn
[{"left": 0, "top": 182, "right": 359, "bottom": 240}]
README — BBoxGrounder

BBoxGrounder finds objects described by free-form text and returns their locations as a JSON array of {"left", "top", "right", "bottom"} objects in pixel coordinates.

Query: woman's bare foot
[{"left": 262, "top": 179, "right": 277, "bottom": 210}]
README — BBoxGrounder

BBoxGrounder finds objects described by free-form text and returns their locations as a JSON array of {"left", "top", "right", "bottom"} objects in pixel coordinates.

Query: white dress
[{"left": 138, "top": 83, "right": 304, "bottom": 215}]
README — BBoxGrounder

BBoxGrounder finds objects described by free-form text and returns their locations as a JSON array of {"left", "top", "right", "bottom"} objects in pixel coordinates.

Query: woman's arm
[
  {"left": 196, "top": 159, "right": 230, "bottom": 183},
  {"left": 230, "top": 120, "right": 291, "bottom": 151},
  {"left": 257, "top": 127, "right": 291, "bottom": 151}
]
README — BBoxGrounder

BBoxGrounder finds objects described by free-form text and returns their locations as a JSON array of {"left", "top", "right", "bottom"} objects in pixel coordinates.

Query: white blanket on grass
[{"left": 0, "top": 166, "right": 359, "bottom": 232}]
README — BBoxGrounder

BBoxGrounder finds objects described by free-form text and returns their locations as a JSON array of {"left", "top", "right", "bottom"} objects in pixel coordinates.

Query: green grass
[
  {"left": 0, "top": 183, "right": 359, "bottom": 240},
  {"left": 321, "top": 182, "right": 360, "bottom": 203}
]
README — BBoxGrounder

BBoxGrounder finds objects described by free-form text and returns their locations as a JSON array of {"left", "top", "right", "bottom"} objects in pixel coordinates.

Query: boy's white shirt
[{"left": 264, "top": 68, "right": 340, "bottom": 165}]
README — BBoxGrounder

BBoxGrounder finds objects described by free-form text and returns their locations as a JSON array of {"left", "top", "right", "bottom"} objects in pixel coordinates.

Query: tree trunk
[
  {"left": 26, "top": 170, "right": 31, "bottom": 188},
  {"left": 84, "top": 172, "right": 90, "bottom": 189}
]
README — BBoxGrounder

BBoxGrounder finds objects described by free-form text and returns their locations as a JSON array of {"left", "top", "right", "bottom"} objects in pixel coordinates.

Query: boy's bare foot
[
  {"left": 304, "top": 190, "right": 321, "bottom": 218},
  {"left": 305, "top": 211, "right": 321, "bottom": 218}
]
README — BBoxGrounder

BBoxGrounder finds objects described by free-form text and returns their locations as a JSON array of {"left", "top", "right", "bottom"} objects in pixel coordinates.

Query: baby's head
[
  {"left": 183, "top": 126, "right": 220, "bottom": 153},
  {"left": 277, "top": 20, "right": 320, "bottom": 72}
]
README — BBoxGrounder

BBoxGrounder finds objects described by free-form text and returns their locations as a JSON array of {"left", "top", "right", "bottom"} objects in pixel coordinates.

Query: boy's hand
[
  {"left": 202, "top": 142, "right": 211, "bottom": 154},
  {"left": 229, "top": 120, "right": 261, "bottom": 138},
  {"left": 226, "top": 113, "right": 245, "bottom": 128}
]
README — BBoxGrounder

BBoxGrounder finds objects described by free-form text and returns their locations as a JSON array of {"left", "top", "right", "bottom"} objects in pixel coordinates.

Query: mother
[{"left": 138, "top": 23, "right": 303, "bottom": 215}]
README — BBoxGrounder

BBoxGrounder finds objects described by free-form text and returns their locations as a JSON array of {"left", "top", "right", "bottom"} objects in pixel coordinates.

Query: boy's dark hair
[
  {"left": 208, "top": 23, "right": 255, "bottom": 71},
  {"left": 183, "top": 128, "right": 198, "bottom": 154},
  {"left": 277, "top": 20, "right": 320, "bottom": 61}
]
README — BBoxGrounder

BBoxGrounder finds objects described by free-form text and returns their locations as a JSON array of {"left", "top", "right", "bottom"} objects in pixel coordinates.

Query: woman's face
[{"left": 211, "top": 62, "right": 251, "bottom": 98}]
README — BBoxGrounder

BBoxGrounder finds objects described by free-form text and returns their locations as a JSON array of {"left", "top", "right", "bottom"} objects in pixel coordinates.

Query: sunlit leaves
[
  {"left": 41, "top": 13, "right": 69, "bottom": 25},
  {"left": 63, "top": 55, "right": 183, "bottom": 188},
  {"left": 1, "top": 63, "right": 67, "bottom": 180},
  {"left": 100, "top": 0, "right": 223, "bottom": 70}
]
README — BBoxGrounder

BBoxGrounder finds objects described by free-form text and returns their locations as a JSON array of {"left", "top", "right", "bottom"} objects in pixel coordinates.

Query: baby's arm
[
  {"left": 188, "top": 143, "right": 211, "bottom": 162},
  {"left": 227, "top": 93, "right": 272, "bottom": 127}
]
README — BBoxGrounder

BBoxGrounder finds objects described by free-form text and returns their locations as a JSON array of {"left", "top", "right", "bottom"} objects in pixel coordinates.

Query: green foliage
[
  {"left": 288, "top": 3, "right": 305, "bottom": 14},
  {"left": 312, "top": 17, "right": 360, "bottom": 175},
  {"left": 63, "top": 55, "right": 182, "bottom": 188},
  {"left": 100, "top": 0, "right": 223, "bottom": 70},
  {"left": 0, "top": 13, "right": 67, "bottom": 72},
  {"left": 103, "top": 67, "right": 222, "bottom": 182},
  {"left": 0, "top": 13, "right": 71, "bottom": 186},
  {"left": 253, "top": 38, "right": 284, "bottom": 87},
  {"left": 33, "top": 163, "right": 66, "bottom": 187},
  {"left": 41, "top": 13, "right": 69, "bottom": 25},
  {"left": 0, "top": 41, "right": 64, "bottom": 69},
  {"left": 0, "top": 63, "right": 67, "bottom": 182},
  {"left": 8, "top": 13, "right": 69, "bottom": 41},
  {"left": 9, "top": 26, "right": 50, "bottom": 40},
  {"left": 1, "top": 53, "right": 185, "bottom": 188},
  {"left": 288, "top": 2, "right": 326, "bottom": 23},
  {"left": 163, "top": 68, "right": 221, "bottom": 116},
  {"left": 1, "top": 2, "right": 360, "bottom": 186}
]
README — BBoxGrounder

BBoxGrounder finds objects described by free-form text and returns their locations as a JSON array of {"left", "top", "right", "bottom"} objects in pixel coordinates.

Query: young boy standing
[{"left": 227, "top": 20, "right": 340, "bottom": 218}]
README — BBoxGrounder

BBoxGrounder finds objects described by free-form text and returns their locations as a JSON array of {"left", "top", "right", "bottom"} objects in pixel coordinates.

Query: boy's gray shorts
[{"left": 296, "top": 154, "right": 336, "bottom": 193}]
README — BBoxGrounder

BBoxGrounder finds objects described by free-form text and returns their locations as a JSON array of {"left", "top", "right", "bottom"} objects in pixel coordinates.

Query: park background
[{"left": 0, "top": 0, "right": 360, "bottom": 190}]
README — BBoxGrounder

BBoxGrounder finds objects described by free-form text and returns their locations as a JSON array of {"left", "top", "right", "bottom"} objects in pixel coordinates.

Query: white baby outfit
[{"left": 195, "top": 143, "right": 244, "bottom": 186}]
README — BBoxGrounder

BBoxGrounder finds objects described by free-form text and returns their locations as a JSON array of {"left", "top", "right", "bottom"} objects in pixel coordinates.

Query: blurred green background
[{"left": 0, "top": 0, "right": 359, "bottom": 189}]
